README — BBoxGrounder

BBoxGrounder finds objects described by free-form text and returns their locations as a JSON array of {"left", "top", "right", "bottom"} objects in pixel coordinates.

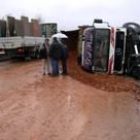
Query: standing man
[
  {"left": 39, "top": 43, "right": 48, "bottom": 75},
  {"left": 49, "top": 37, "right": 62, "bottom": 76},
  {"left": 45, "top": 38, "right": 52, "bottom": 75},
  {"left": 61, "top": 39, "right": 68, "bottom": 75}
]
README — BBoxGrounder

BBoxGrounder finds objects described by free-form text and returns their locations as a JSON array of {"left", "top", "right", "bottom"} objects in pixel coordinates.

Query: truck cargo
[
  {"left": 7, "top": 16, "right": 15, "bottom": 37},
  {"left": 21, "top": 16, "right": 31, "bottom": 36},
  {"left": 32, "top": 19, "right": 42, "bottom": 37},
  {"left": 0, "top": 20, "right": 6, "bottom": 37}
]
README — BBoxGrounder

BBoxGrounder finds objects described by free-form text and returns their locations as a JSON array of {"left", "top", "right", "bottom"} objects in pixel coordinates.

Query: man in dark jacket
[
  {"left": 40, "top": 43, "right": 48, "bottom": 75},
  {"left": 49, "top": 37, "right": 62, "bottom": 76}
]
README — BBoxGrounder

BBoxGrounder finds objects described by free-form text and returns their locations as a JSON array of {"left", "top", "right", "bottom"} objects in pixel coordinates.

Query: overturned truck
[{"left": 79, "top": 19, "right": 140, "bottom": 79}]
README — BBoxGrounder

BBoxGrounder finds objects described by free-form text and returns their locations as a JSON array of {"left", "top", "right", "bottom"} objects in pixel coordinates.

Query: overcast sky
[{"left": 0, "top": 0, "right": 139, "bottom": 30}]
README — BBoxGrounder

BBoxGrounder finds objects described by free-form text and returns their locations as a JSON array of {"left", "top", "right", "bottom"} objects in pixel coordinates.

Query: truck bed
[{"left": 0, "top": 36, "right": 45, "bottom": 49}]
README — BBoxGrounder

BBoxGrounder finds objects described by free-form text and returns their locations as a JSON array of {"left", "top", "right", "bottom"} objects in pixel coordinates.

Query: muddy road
[{"left": 0, "top": 59, "right": 140, "bottom": 140}]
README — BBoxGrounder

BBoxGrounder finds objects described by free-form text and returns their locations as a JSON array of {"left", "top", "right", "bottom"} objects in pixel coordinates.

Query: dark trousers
[
  {"left": 51, "top": 58, "right": 59, "bottom": 75},
  {"left": 62, "top": 59, "right": 67, "bottom": 74}
]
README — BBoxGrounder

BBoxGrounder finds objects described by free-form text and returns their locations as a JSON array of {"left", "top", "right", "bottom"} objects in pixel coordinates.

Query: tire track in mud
[{"left": 22, "top": 75, "right": 89, "bottom": 140}]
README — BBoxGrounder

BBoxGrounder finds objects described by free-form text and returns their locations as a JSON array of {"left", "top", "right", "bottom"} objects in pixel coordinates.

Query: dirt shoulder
[{"left": 68, "top": 51, "right": 137, "bottom": 93}]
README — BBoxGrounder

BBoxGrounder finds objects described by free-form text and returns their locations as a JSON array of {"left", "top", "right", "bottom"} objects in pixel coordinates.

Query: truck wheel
[
  {"left": 19, "top": 56, "right": 26, "bottom": 60},
  {"left": 35, "top": 49, "right": 40, "bottom": 59},
  {"left": 77, "top": 54, "right": 82, "bottom": 65}
]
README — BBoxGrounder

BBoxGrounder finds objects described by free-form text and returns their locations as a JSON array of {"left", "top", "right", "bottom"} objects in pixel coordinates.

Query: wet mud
[{"left": 0, "top": 52, "right": 140, "bottom": 140}]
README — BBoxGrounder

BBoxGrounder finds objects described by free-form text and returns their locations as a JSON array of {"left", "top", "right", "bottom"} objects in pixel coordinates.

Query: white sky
[{"left": 0, "top": 0, "right": 139, "bottom": 30}]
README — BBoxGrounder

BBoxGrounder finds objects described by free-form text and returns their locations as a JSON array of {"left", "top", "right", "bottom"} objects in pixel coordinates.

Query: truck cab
[{"left": 81, "top": 19, "right": 126, "bottom": 75}]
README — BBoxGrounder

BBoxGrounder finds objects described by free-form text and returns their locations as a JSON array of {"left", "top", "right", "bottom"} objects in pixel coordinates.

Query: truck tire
[
  {"left": 77, "top": 54, "right": 82, "bottom": 65},
  {"left": 34, "top": 49, "right": 40, "bottom": 59}
]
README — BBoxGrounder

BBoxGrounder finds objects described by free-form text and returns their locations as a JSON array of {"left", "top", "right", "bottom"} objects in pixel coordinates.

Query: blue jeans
[{"left": 51, "top": 59, "right": 59, "bottom": 75}]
